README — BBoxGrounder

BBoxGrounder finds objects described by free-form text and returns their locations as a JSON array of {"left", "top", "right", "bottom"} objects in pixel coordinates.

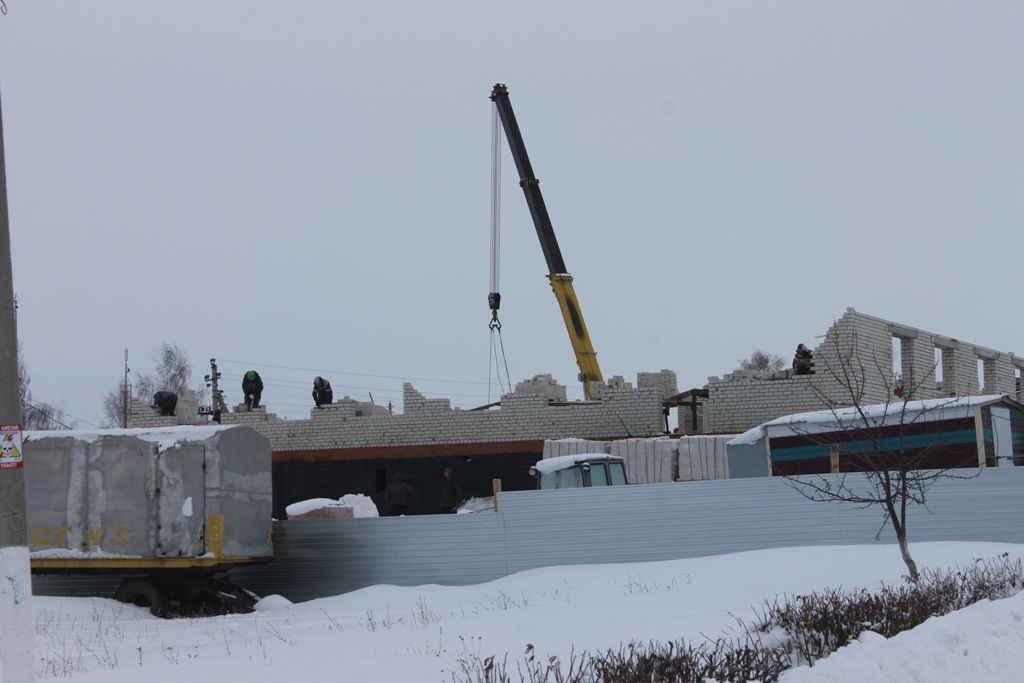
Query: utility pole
[
  {"left": 121, "top": 348, "right": 130, "bottom": 428},
  {"left": 204, "top": 358, "right": 227, "bottom": 422},
  {"left": 0, "top": 82, "right": 37, "bottom": 682}
]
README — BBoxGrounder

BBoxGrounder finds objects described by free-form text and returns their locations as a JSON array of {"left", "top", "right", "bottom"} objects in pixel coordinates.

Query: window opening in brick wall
[
  {"left": 934, "top": 348, "right": 944, "bottom": 385},
  {"left": 891, "top": 337, "right": 903, "bottom": 385},
  {"left": 1015, "top": 368, "right": 1021, "bottom": 401},
  {"left": 977, "top": 359, "right": 985, "bottom": 393},
  {"left": 941, "top": 349, "right": 956, "bottom": 396}
]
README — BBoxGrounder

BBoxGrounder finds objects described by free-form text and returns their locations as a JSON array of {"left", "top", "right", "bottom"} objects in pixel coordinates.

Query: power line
[
  {"left": 22, "top": 396, "right": 100, "bottom": 429},
  {"left": 257, "top": 376, "right": 492, "bottom": 402},
  {"left": 218, "top": 358, "right": 496, "bottom": 387}
]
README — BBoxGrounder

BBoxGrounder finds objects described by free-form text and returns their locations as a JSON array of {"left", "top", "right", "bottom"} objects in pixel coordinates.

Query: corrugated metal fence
[{"left": 232, "top": 467, "right": 1024, "bottom": 602}]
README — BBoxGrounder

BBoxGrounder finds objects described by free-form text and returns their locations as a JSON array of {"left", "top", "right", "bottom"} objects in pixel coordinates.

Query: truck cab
[{"left": 530, "top": 453, "right": 628, "bottom": 489}]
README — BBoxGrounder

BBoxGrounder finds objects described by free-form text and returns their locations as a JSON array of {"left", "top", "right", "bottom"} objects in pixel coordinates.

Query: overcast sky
[{"left": 1, "top": 2, "right": 1021, "bottom": 426}]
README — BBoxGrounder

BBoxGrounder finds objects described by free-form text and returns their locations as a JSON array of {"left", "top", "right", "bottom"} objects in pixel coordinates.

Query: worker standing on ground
[
  {"left": 242, "top": 370, "right": 263, "bottom": 410},
  {"left": 439, "top": 467, "right": 462, "bottom": 514},
  {"left": 312, "top": 376, "right": 333, "bottom": 408},
  {"left": 384, "top": 473, "right": 415, "bottom": 516}
]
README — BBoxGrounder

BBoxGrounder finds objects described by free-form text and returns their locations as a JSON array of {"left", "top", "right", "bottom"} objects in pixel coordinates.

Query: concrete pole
[{"left": 0, "top": 84, "right": 36, "bottom": 682}]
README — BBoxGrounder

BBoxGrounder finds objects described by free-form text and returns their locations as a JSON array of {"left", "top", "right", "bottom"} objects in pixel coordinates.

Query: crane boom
[{"left": 489, "top": 83, "right": 604, "bottom": 400}]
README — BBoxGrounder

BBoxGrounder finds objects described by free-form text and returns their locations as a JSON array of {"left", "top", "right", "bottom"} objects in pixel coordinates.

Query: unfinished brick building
[
  {"left": 132, "top": 371, "right": 678, "bottom": 516},
  {"left": 703, "top": 308, "right": 1023, "bottom": 434}
]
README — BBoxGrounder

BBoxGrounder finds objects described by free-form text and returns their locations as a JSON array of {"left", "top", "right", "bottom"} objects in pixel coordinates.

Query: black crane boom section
[{"left": 490, "top": 83, "right": 568, "bottom": 275}]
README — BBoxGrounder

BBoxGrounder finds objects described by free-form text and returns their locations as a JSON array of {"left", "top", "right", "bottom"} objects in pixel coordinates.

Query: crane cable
[{"left": 488, "top": 102, "right": 512, "bottom": 402}]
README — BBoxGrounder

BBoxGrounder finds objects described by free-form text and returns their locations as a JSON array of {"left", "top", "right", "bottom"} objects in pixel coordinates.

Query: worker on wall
[
  {"left": 152, "top": 391, "right": 178, "bottom": 416},
  {"left": 793, "top": 344, "right": 814, "bottom": 375},
  {"left": 312, "top": 376, "right": 333, "bottom": 408},
  {"left": 242, "top": 370, "right": 263, "bottom": 410}
]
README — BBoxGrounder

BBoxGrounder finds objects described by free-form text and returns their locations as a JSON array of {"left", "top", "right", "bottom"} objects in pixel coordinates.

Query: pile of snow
[
  {"left": 457, "top": 496, "right": 494, "bottom": 514},
  {"left": 339, "top": 494, "right": 379, "bottom": 517},
  {"left": 23, "top": 541, "right": 1024, "bottom": 683},
  {"left": 285, "top": 494, "right": 379, "bottom": 519},
  {"left": 780, "top": 590, "right": 1024, "bottom": 682}
]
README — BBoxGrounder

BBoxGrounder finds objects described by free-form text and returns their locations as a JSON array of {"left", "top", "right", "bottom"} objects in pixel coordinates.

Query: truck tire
[{"left": 114, "top": 579, "right": 166, "bottom": 617}]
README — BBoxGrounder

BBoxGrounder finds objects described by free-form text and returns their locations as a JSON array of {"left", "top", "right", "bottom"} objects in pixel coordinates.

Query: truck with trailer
[{"left": 25, "top": 424, "right": 272, "bottom": 616}]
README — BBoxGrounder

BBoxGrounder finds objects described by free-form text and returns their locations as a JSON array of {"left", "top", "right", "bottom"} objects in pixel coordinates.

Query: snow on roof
[
  {"left": 727, "top": 394, "right": 1010, "bottom": 446},
  {"left": 24, "top": 425, "right": 241, "bottom": 452},
  {"left": 532, "top": 452, "right": 623, "bottom": 474}
]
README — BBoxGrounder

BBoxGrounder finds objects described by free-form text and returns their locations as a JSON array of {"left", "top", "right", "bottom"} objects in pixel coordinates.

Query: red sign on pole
[{"left": 0, "top": 423, "right": 24, "bottom": 469}]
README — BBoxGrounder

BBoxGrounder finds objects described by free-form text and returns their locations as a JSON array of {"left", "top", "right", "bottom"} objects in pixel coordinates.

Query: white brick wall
[
  {"left": 132, "top": 374, "right": 668, "bottom": 452},
  {"left": 704, "top": 308, "right": 1022, "bottom": 434}
]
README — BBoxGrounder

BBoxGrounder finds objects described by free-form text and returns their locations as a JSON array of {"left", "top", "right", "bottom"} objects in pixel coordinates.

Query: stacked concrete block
[
  {"left": 608, "top": 438, "right": 678, "bottom": 484},
  {"left": 512, "top": 374, "right": 567, "bottom": 402},
  {"left": 224, "top": 405, "right": 280, "bottom": 425},
  {"left": 678, "top": 435, "right": 733, "bottom": 481},
  {"left": 637, "top": 369, "right": 679, "bottom": 400},
  {"left": 542, "top": 438, "right": 609, "bottom": 459}
]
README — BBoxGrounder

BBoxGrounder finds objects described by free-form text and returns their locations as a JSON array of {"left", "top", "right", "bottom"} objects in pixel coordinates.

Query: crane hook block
[{"left": 488, "top": 292, "right": 501, "bottom": 312}]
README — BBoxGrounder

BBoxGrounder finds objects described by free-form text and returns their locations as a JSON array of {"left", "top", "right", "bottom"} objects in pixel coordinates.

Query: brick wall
[
  {"left": 132, "top": 373, "right": 667, "bottom": 452},
  {"left": 705, "top": 308, "right": 1022, "bottom": 434}
]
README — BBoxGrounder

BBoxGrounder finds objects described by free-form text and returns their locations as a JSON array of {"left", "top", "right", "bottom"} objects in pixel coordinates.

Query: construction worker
[
  {"left": 312, "top": 376, "right": 333, "bottom": 408},
  {"left": 152, "top": 391, "right": 177, "bottom": 416},
  {"left": 439, "top": 467, "right": 462, "bottom": 514},
  {"left": 242, "top": 370, "right": 263, "bottom": 409},
  {"left": 384, "top": 473, "right": 415, "bottom": 516},
  {"left": 793, "top": 344, "right": 814, "bottom": 376}
]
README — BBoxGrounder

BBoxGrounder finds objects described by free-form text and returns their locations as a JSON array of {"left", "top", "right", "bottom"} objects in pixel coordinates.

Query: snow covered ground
[{"left": 26, "top": 542, "right": 1024, "bottom": 682}]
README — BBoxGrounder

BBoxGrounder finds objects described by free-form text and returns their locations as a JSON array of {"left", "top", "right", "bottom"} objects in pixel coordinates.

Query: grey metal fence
[{"left": 231, "top": 467, "right": 1024, "bottom": 602}]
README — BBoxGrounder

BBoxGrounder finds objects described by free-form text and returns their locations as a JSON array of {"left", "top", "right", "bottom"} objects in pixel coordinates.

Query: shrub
[{"left": 451, "top": 554, "right": 1023, "bottom": 683}]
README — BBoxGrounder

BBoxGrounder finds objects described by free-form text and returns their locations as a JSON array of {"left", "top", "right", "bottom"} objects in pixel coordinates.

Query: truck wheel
[{"left": 114, "top": 579, "right": 166, "bottom": 617}]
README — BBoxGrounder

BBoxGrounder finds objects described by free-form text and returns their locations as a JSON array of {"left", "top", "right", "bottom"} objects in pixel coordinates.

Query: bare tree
[
  {"left": 101, "top": 386, "right": 128, "bottom": 428},
  {"left": 134, "top": 343, "right": 195, "bottom": 398},
  {"left": 738, "top": 349, "right": 785, "bottom": 373},
  {"left": 780, "top": 331, "right": 981, "bottom": 582},
  {"left": 18, "top": 343, "right": 74, "bottom": 430},
  {"left": 101, "top": 343, "right": 205, "bottom": 427}
]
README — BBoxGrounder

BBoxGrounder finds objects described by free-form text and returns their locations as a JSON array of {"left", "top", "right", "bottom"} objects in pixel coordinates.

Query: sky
[
  {"left": 0, "top": 2, "right": 1021, "bottom": 426},
  {"left": 16, "top": 541, "right": 1024, "bottom": 682}
]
